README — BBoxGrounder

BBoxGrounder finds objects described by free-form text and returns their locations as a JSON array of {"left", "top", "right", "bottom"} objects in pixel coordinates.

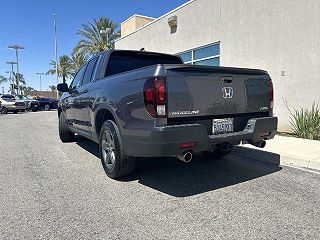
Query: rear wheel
[
  {"left": 32, "top": 109, "right": 38, "bottom": 112},
  {"left": 99, "top": 120, "right": 135, "bottom": 179},
  {"left": 44, "top": 104, "right": 50, "bottom": 111},
  {"left": 59, "top": 112, "right": 75, "bottom": 142}
]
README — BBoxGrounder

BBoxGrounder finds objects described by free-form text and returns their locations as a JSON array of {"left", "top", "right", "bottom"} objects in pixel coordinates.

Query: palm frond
[
  {"left": 75, "top": 17, "right": 119, "bottom": 54},
  {"left": 0, "top": 75, "right": 9, "bottom": 85}
]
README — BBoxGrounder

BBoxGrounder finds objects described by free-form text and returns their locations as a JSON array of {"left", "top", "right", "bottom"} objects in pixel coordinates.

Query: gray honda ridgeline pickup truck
[{"left": 57, "top": 50, "right": 277, "bottom": 179}]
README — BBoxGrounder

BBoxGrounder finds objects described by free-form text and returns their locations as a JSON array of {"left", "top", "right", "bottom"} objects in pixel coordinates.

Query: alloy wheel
[
  {"left": 1, "top": 107, "right": 8, "bottom": 114},
  {"left": 101, "top": 130, "right": 116, "bottom": 169}
]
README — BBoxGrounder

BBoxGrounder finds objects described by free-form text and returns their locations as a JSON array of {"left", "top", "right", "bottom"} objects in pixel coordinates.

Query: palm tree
[
  {"left": 19, "top": 85, "right": 27, "bottom": 95},
  {"left": 49, "top": 85, "right": 57, "bottom": 98},
  {"left": 0, "top": 75, "right": 8, "bottom": 85},
  {"left": 47, "top": 55, "right": 73, "bottom": 83},
  {"left": 24, "top": 87, "right": 34, "bottom": 94},
  {"left": 1, "top": 73, "right": 25, "bottom": 94},
  {"left": 49, "top": 85, "right": 56, "bottom": 92},
  {"left": 71, "top": 51, "right": 89, "bottom": 76},
  {"left": 74, "top": 17, "right": 119, "bottom": 55},
  {"left": 26, "top": 86, "right": 35, "bottom": 91},
  {"left": 13, "top": 73, "right": 26, "bottom": 85},
  {"left": 0, "top": 73, "right": 25, "bottom": 86}
]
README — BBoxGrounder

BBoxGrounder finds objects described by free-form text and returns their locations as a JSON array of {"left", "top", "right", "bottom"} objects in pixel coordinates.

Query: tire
[
  {"left": 12, "top": 110, "right": 18, "bottom": 114},
  {"left": 44, "top": 104, "right": 50, "bottom": 111},
  {"left": 99, "top": 120, "right": 135, "bottom": 179},
  {"left": 59, "top": 112, "right": 75, "bottom": 142},
  {"left": 32, "top": 109, "right": 38, "bottom": 112},
  {"left": 1, "top": 107, "right": 8, "bottom": 114}
]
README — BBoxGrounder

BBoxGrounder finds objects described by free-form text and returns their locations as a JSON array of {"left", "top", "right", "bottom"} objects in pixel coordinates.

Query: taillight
[
  {"left": 270, "top": 80, "right": 274, "bottom": 112},
  {"left": 179, "top": 142, "right": 197, "bottom": 149},
  {"left": 143, "top": 77, "right": 167, "bottom": 118}
]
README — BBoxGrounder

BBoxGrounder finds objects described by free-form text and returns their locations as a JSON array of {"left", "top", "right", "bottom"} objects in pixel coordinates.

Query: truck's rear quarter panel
[{"left": 90, "top": 65, "right": 162, "bottom": 139}]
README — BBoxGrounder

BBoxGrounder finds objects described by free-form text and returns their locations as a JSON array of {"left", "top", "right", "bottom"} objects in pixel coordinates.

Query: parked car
[
  {"left": 15, "top": 95, "right": 39, "bottom": 112},
  {"left": 57, "top": 50, "right": 277, "bottom": 179},
  {"left": 0, "top": 95, "right": 26, "bottom": 114},
  {"left": 37, "top": 97, "right": 58, "bottom": 111}
]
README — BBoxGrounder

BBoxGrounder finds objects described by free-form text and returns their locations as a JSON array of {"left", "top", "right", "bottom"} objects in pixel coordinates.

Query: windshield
[
  {"left": 1, "top": 95, "right": 16, "bottom": 101},
  {"left": 15, "top": 95, "right": 27, "bottom": 100}
]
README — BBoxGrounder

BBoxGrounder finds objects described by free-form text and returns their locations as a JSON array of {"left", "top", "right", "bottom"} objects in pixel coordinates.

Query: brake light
[
  {"left": 270, "top": 80, "right": 274, "bottom": 112},
  {"left": 143, "top": 77, "right": 167, "bottom": 118},
  {"left": 179, "top": 142, "right": 197, "bottom": 149}
]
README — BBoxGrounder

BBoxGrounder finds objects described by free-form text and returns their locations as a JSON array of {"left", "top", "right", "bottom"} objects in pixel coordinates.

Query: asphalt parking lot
[{"left": 0, "top": 111, "right": 319, "bottom": 239}]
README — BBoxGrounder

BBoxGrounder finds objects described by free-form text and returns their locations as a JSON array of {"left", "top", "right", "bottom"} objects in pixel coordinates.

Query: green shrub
[{"left": 288, "top": 103, "right": 320, "bottom": 140}]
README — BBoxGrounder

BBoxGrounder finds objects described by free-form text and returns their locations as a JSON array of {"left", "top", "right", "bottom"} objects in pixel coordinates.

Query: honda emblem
[{"left": 222, "top": 87, "right": 233, "bottom": 99}]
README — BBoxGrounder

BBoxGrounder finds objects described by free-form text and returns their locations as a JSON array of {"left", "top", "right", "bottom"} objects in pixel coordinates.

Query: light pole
[
  {"left": 6, "top": 61, "right": 17, "bottom": 94},
  {"left": 53, "top": 13, "right": 59, "bottom": 99},
  {"left": 8, "top": 45, "right": 24, "bottom": 94},
  {"left": 100, "top": 28, "right": 111, "bottom": 48},
  {"left": 36, "top": 73, "right": 44, "bottom": 91}
]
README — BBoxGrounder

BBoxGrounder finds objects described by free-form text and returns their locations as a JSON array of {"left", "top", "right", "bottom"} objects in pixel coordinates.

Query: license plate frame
[{"left": 212, "top": 118, "right": 234, "bottom": 135}]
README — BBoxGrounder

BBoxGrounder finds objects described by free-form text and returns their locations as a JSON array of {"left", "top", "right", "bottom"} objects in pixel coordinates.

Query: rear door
[{"left": 73, "top": 57, "right": 98, "bottom": 133}]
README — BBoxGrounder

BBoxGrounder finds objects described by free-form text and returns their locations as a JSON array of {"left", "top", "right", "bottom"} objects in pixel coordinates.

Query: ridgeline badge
[{"left": 172, "top": 110, "right": 200, "bottom": 116}]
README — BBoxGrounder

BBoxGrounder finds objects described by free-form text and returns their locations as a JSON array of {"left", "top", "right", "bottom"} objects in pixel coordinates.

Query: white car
[{"left": 0, "top": 95, "right": 26, "bottom": 114}]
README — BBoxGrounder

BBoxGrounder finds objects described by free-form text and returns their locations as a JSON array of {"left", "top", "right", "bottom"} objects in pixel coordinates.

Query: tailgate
[{"left": 165, "top": 65, "right": 271, "bottom": 118}]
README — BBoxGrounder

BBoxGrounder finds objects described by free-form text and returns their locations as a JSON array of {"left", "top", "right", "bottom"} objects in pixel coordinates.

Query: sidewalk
[{"left": 233, "top": 135, "right": 320, "bottom": 172}]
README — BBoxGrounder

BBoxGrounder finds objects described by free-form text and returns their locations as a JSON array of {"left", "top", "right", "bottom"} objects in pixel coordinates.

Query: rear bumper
[{"left": 123, "top": 117, "right": 278, "bottom": 157}]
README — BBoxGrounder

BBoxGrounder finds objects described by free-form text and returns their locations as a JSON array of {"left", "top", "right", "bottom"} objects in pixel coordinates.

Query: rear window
[
  {"left": 1, "top": 95, "right": 15, "bottom": 100},
  {"left": 105, "top": 51, "right": 182, "bottom": 76}
]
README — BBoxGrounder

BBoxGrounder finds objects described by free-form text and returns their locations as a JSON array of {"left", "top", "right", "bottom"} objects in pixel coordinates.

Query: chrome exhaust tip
[
  {"left": 177, "top": 151, "right": 193, "bottom": 163},
  {"left": 251, "top": 140, "right": 266, "bottom": 148}
]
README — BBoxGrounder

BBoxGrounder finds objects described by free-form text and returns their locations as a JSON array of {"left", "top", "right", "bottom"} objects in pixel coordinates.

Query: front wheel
[
  {"left": 1, "top": 107, "right": 8, "bottom": 114},
  {"left": 59, "top": 112, "right": 75, "bottom": 142},
  {"left": 99, "top": 120, "right": 135, "bottom": 179}
]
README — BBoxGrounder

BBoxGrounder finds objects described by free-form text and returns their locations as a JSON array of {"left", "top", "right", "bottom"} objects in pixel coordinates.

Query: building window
[{"left": 177, "top": 42, "right": 220, "bottom": 66}]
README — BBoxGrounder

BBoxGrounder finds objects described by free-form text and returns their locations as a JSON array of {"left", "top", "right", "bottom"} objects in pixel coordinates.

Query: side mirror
[{"left": 57, "top": 83, "right": 69, "bottom": 93}]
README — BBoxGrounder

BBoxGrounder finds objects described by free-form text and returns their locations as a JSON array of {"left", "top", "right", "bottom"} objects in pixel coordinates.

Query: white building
[{"left": 115, "top": 0, "right": 320, "bottom": 131}]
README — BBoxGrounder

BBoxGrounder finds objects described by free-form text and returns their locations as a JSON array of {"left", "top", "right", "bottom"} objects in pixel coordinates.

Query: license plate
[{"left": 212, "top": 118, "right": 233, "bottom": 134}]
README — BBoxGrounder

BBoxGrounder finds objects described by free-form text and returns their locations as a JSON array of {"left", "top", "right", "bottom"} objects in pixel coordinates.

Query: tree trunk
[{"left": 63, "top": 76, "right": 66, "bottom": 84}]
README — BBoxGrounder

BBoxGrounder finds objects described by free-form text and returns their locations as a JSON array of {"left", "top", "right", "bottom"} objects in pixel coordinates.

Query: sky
[{"left": 0, "top": 0, "right": 188, "bottom": 93}]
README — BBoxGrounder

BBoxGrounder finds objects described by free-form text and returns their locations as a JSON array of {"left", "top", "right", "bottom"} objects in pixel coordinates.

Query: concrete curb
[{"left": 232, "top": 136, "right": 320, "bottom": 172}]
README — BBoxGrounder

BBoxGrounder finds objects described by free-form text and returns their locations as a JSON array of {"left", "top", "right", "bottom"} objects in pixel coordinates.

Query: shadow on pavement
[{"left": 76, "top": 138, "right": 281, "bottom": 197}]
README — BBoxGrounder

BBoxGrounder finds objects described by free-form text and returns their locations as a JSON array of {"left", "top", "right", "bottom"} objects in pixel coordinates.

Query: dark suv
[{"left": 37, "top": 97, "right": 58, "bottom": 111}]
